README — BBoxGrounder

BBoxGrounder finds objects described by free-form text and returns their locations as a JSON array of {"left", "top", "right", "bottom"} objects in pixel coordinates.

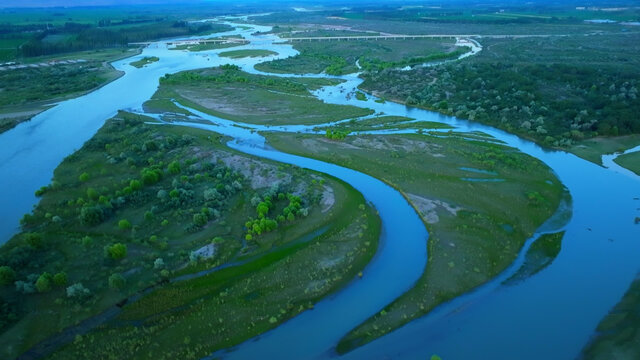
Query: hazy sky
[{"left": 0, "top": 0, "right": 206, "bottom": 8}]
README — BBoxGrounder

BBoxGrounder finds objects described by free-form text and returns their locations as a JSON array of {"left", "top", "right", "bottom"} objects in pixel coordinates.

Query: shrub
[
  {"left": 0, "top": 266, "right": 15, "bottom": 286},
  {"left": 23, "top": 232, "right": 44, "bottom": 249},
  {"left": 105, "top": 243, "right": 127, "bottom": 260},
  {"left": 35, "top": 272, "right": 52, "bottom": 293},
  {"left": 80, "top": 206, "right": 104, "bottom": 226},
  {"left": 66, "top": 283, "right": 91, "bottom": 300},
  {"left": 168, "top": 161, "right": 181, "bottom": 174},
  {"left": 86, "top": 188, "right": 99, "bottom": 201},
  {"left": 53, "top": 272, "right": 68, "bottom": 286},
  {"left": 129, "top": 179, "right": 142, "bottom": 191},
  {"left": 108, "top": 273, "right": 125, "bottom": 290},
  {"left": 79, "top": 172, "right": 90, "bottom": 182},
  {"left": 193, "top": 213, "right": 208, "bottom": 227},
  {"left": 118, "top": 219, "right": 132, "bottom": 230}
]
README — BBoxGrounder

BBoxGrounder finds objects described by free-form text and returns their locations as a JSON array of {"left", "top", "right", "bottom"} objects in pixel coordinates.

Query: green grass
[
  {"left": 218, "top": 49, "right": 277, "bottom": 59},
  {"left": 264, "top": 131, "right": 564, "bottom": 353},
  {"left": 130, "top": 56, "right": 159, "bottom": 68},
  {"left": 146, "top": 66, "right": 373, "bottom": 125},
  {"left": 614, "top": 151, "right": 640, "bottom": 176},
  {"left": 0, "top": 112, "right": 378, "bottom": 360}
]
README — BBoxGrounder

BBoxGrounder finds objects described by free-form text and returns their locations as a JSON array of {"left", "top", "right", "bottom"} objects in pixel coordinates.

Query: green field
[
  {"left": 264, "top": 131, "right": 564, "bottom": 352},
  {"left": 144, "top": 65, "right": 373, "bottom": 125},
  {"left": 0, "top": 112, "right": 380, "bottom": 359},
  {"left": 218, "top": 49, "right": 278, "bottom": 58}
]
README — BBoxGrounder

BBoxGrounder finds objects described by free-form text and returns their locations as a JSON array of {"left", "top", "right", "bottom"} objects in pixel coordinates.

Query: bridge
[
  {"left": 128, "top": 33, "right": 565, "bottom": 47},
  {"left": 128, "top": 37, "right": 250, "bottom": 46}
]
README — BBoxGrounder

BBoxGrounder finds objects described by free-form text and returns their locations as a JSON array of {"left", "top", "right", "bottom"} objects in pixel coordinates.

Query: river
[{"left": 1, "top": 19, "right": 639, "bottom": 360}]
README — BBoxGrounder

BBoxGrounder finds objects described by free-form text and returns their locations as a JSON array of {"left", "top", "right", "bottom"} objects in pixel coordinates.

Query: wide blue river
[{"left": 0, "top": 20, "right": 638, "bottom": 360}]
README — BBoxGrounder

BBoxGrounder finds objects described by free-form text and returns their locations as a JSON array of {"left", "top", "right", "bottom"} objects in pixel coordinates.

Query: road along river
[{"left": 1, "top": 20, "right": 639, "bottom": 360}]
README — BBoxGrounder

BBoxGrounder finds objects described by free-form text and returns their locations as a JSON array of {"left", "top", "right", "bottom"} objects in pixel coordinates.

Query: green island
[
  {"left": 170, "top": 37, "right": 246, "bottom": 52},
  {"left": 263, "top": 128, "right": 564, "bottom": 351},
  {"left": 218, "top": 49, "right": 278, "bottom": 59},
  {"left": 129, "top": 56, "right": 159, "bottom": 68},
  {"left": 0, "top": 112, "right": 379, "bottom": 359},
  {"left": 254, "top": 36, "right": 462, "bottom": 75},
  {"left": 144, "top": 65, "right": 373, "bottom": 125}
]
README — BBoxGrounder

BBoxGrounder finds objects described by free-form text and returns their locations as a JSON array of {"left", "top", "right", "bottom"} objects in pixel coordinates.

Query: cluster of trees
[
  {"left": 0, "top": 62, "right": 108, "bottom": 107},
  {"left": 358, "top": 47, "right": 469, "bottom": 72},
  {"left": 361, "top": 61, "right": 640, "bottom": 146},
  {"left": 325, "top": 128, "right": 350, "bottom": 141},
  {"left": 244, "top": 192, "right": 306, "bottom": 242},
  {"left": 19, "top": 21, "right": 229, "bottom": 57},
  {"left": 0, "top": 114, "right": 257, "bottom": 341}
]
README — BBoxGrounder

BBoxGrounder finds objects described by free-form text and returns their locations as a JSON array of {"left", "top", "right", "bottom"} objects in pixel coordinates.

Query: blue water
[
  {"left": 0, "top": 19, "right": 638, "bottom": 360},
  {"left": 459, "top": 167, "right": 499, "bottom": 175}
]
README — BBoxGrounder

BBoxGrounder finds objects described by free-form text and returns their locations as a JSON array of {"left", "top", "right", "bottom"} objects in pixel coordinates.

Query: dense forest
[
  {"left": 17, "top": 21, "right": 230, "bottom": 57},
  {"left": 0, "top": 20, "right": 230, "bottom": 59},
  {"left": 361, "top": 35, "right": 640, "bottom": 146}
]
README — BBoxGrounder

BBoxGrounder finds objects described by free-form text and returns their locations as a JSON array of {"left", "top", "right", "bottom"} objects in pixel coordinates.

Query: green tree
[
  {"left": 106, "top": 243, "right": 127, "bottom": 260},
  {"left": 168, "top": 161, "right": 181, "bottom": 174},
  {"left": 0, "top": 266, "right": 15, "bottom": 286},
  {"left": 35, "top": 272, "right": 52, "bottom": 293},
  {"left": 53, "top": 272, "right": 68, "bottom": 286},
  {"left": 80, "top": 206, "right": 104, "bottom": 226},
  {"left": 79, "top": 172, "right": 90, "bottom": 182},
  {"left": 108, "top": 273, "right": 126, "bottom": 290},
  {"left": 193, "top": 213, "right": 208, "bottom": 227},
  {"left": 129, "top": 179, "right": 142, "bottom": 191},
  {"left": 86, "top": 188, "right": 99, "bottom": 201},
  {"left": 23, "top": 232, "right": 44, "bottom": 249},
  {"left": 118, "top": 219, "right": 132, "bottom": 230}
]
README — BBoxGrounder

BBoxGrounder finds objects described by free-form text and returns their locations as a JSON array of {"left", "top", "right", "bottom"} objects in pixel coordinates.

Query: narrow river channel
[{"left": 1, "top": 19, "right": 639, "bottom": 360}]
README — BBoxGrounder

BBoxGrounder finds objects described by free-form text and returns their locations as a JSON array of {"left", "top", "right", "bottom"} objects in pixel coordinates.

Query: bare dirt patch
[
  {"left": 406, "top": 193, "right": 462, "bottom": 224},
  {"left": 321, "top": 185, "right": 335, "bottom": 213}
]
